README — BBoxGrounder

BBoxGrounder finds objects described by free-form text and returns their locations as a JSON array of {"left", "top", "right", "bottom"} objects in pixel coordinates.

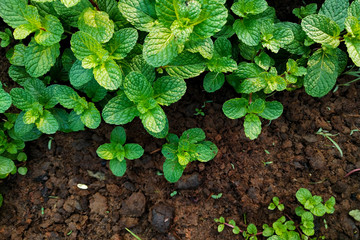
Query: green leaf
[
  {"left": 259, "top": 101, "right": 283, "bottom": 120},
  {"left": 153, "top": 76, "right": 186, "bottom": 106},
  {"left": 349, "top": 210, "right": 360, "bottom": 222},
  {"left": 93, "top": 59, "right": 122, "bottom": 90},
  {"left": 207, "top": 57, "right": 237, "bottom": 73},
  {"left": 218, "top": 224, "right": 225, "bottom": 233},
  {"left": 180, "top": 128, "right": 206, "bottom": 143},
  {"left": 223, "top": 98, "right": 248, "bottom": 119},
  {"left": 301, "top": 14, "right": 341, "bottom": 48},
  {"left": 196, "top": 143, "right": 217, "bottom": 162},
  {"left": 311, "top": 204, "right": 326, "bottom": 216},
  {"left": 124, "top": 72, "right": 154, "bottom": 102},
  {"left": 8, "top": 66, "right": 35, "bottom": 84},
  {"left": 247, "top": 224, "right": 258, "bottom": 234},
  {"left": 0, "top": 156, "right": 16, "bottom": 176},
  {"left": 69, "top": 60, "right": 94, "bottom": 87},
  {"left": 102, "top": 92, "right": 139, "bottom": 125},
  {"left": 0, "top": 28, "right": 12, "bottom": 48},
  {"left": 143, "top": 27, "right": 177, "bottom": 67},
  {"left": 106, "top": 28, "right": 138, "bottom": 59},
  {"left": 203, "top": 72, "right": 225, "bottom": 93},
  {"left": 163, "top": 157, "right": 185, "bottom": 183},
  {"left": 279, "top": 22, "right": 310, "bottom": 55},
  {"left": 345, "top": 36, "right": 360, "bottom": 67},
  {"left": 296, "top": 188, "right": 312, "bottom": 205},
  {"left": 234, "top": 18, "right": 261, "bottom": 46},
  {"left": 130, "top": 55, "right": 156, "bottom": 83},
  {"left": 349, "top": 0, "right": 360, "bottom": 20},
  {"left": 248, "top": 99, "right": 265, "bottom": 114},
  {"left": 325, "top": 196, "right": 336, "bottom": 214},
  {"left": 140, "top": 105, "right": 166, "bottom": 133},
  {"left": 78, "top": 7, "right": 115, "bottom": 43},
  {"left": 0, "top": 0, "right": 28, "bottom": 28},
  {"left": 124, "top": 144, "right": 144, "bottom": 160},
  {"left": 244, "top": 113, "right": 261, "bottom": 140},
  {"left": 254, "top": 52, "right": 272, "bottom": 71},
  {"left": 155, "top": 0, "right": 176, "bottom": 28},
  {"left": 262, "top": 224, "right": 274, "bottom": 237},
  {"left": 165, "top": 52, "right": 206, "bottom": 79},
  {"left": 10, "top": 88, "right": 35, "bottom": 111},
  {"left": 8, "top": 44, "right": 26, "bottom": 66},
  {"left": 14, "top": 112, "right": 37, "bottom": 138},
  {"left": 61, "top": 0, "right": 81, "bottom": 8},
  {"left": 304, "top": 49, "right": 338, "bottom": 97},
  {"left": 98, "top": 0, "right": 128, "bottom": 29},
  {"left": 25, "top": 41, "right": 60, "bottom": 77},
  {"left": 110, "top": 126, "right": 126, "bottom": 145},
  {"left": 97, "top": 143, "right": 115, "bottom": 160},
  {"left": 319, "top": 0, "right": 349, "bottom": 31},
  {"left": 231, "top": 0, "right": 268, "bottom": 18},
  {"left": 71, "top": 31, "right": 108, "bottom": 61},
  {"left": 36, "top": 110, "right": 59, "bottom": 134},
  {"left": 80, "top": 102, "right": 101, "bottom": 129},
  {"left": 109, "top": 158, "right": 127, "bottom": 176},
  {"left": 293, "top": 3, "right": 317, "bottom": 19},
  {"left": 185, "top": 37, "right": 214, "bottom": 60},
  {"left": 0, "top": 194, "right": 3, "bottom": 207},
  {"left": 0, "top": 88, "right": 12, "bottom": 113},
  {"left": 13, "top": 23, "right": 38, "bottom": 41},
  {"left": 53, "top": 0, "right": 92, "bottom": 27},
  {"left": 239, "top": 77, "right": 266, "bottom": 94},
  {"left": 56, "top": 85, "right": 81, "bottom": 109},
  {"left": 35, "top": 14, "right": 64, "bottom": 46},
  {"left": 118, "top": 0, "right": 156, "bottom": 32}
]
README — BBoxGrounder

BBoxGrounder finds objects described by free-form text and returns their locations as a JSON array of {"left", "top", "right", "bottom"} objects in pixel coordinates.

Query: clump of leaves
[
  {"left": 214, "top": 217, "right": 260, "bottom": 240},
  {"left": 96, "top": 126, "right": 144, "bottom": 177},
  {"left": 268, "top": 196, "right": 284, "bottom": 211},
  {"left": 161, "top": 128, "right": 218, "bottom": 182}
]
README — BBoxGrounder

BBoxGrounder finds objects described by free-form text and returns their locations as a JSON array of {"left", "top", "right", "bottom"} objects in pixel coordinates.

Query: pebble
[
  {"left": 175, "top": 173, "right": 201, "bottom": 190},
  {"left": 89, "top": 193, "right": 108, "bottom": 215},
  {"left": 149, "top": 203, "right": 174, "bottom": 233},
  {"left": 120, "top": 192, "right": 146, "bottom": 217}
]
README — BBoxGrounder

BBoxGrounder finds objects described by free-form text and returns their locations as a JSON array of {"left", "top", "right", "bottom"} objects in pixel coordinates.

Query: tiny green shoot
[
  {"left": 125, "top": 228, "right": 142, "bottom": 240},
  {"left": 212, "top": 193, "right": 223, "bottom": 199},
  {"left": 316, "top": 128, "right": 343, "bottom": 157},
  {"left": 350, "top": 129, "right": 360, "bottom": 135},
  {"left": 41, "top": 207, "right": 44, "bottom": 215},
  {"left": 170, "top": 191, "right": 178, "bottom": 197},
  {"left": 263, "top": 161, "right": 273, "bottom": 166},
  {"left": 67, "top": 231, "right": 73, "bottom": 236},
  {"left": 48, "top": 137, "right": 53, "bottom": 150},
  {"left": 264, "top": 149, "right": 270, "bottom": 154}
]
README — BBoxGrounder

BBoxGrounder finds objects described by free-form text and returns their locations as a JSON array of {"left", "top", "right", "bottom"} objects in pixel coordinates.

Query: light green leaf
[
  {"left": 153, "top": 76, "right": 186, "bottom": 106},
  {"left": 71, "top": 31, "right": 108, "bottom": 61},
  {"left": 349, "top": 210, "right": 360, "bottom": 222},
  {"left": 155, "top": 0, "right": 176, "bottom": 28},
  {"left": 345, "top": 36, "right": 360, "bottom": 67},
  {"left": 223, "top": 98, "right": 248, "bottom": 119},
  {"left": 53, "top": 0, "right": 92, "bottom": 27},
  {"left": 203, "top": 72, "right": 225, "bottom": 93},
  {"left": 124, "top": 72, "right": 154, "bottom": 102},
  {"left": 13, "top": 23, "right": 38, "bottom": 40},
  {"left": 69, "top": 60, "right": 94, "bottom": 87},
  {"left": 319, "top": 0, "right": 349, "bottom": 31},
  {"left": 78, "top": 8, "right": 114, "bottom": 43},
  {"left": 144, "top": 117, "right": 169, "bottom": 138},
  {"left": 118, "top": 0, "right": 156, "bottom": 31},
  {"left": 301, "top": 14, "right": 341, "bottom": 48},
  {"left": 97, "top": 143, "right": 115, "bottom": 160},
  {"left": 244, "top": 113, "right": 261, "bottom": 140},
  {"left": 0, "top": 0, "right": 28, "bottom": 28},
  {"left": 234, "top": 62, "right": 265, "bottom": 79},
  {"left": 239, "top": 77, "right": 266, "bottom": 94},
  {"left": 311, "top": 204, "right": 326, "bottom": 217},
  {"left": 293, "top": 3, "right": 317, "bottom": 19},
  {"left": 279, "top": 22, "right": 310, "bottom": 55},
  {"left": 93, "top": 59, "right": 122, "bottom": 90},
  {"left": 162, "top": 143, "right": 177, "bottom": 160},
  {"left": 247, "top": 224, "right": 258, "bottom": 235},
  {"left": 34, "top": 14, "right": 64, "bottom": 46},
  {"left": 36, "top": 110, "right": 59, "bottom": 134},
  {"left": 165, "top": 52, "right": 206, "bottom": 79},
  {"left": 259, "top": 101, "right": 283, "bottom": 120},
  {"left": 349, "top": 0, "right": 360, "bottom": 21},
  {"left": 14, "top": 112, "right": 37, "bottom": 138},
  {"left": 233, "top": 18, "right": 261, "bottom": 46},
  {"left": 207, "top": 57, "right": 237, "bottom": 73},
  {"left": 110, "top": 126, "right": 126, "bottom": 144},
  {"left": 296, "top": 188, "right": 312, "bottom": 205},
  {"left": 196, "top": 143, "right": 217, "bottom": 162},
  {"left": 143, "top": 27, "right": 177, "bottom": 67},
  {"left": 25, "top": 41, "right": 60, "bottom": 77},
  {"left": 124, "top": 144, "right": 144, "bottom": 160},
  {"left": 304, "top": 49, "right": 338, "bottom": 97},
  {"left": 0, "top": 156, "right": 16, "bottom": 176},
  {"left": 185, "top": 37, "right": 214, "bottom": 60},
  {"left": 106, "top": 28, "right": 138, "bottom": 59},
  {"left": 80, "top": 102, "right": 101, "bottom": 129},
  {"left": 8, "top": 66, "right": 35, "bottom": 84},
  {"left": 8, "top": 44, "right": 26, "bottom": 66},
  {"left": 231, "top": 0, "right": 268, "bottom": 18},
  {"left": 170, "top": 20, "right": 193, "bottom": 44},
  {"left": 254, "top": 52, "right": 272, "bottom": 71},
  {"left": 180, "top": 128, "right": 206, "bottom": 143},
  {"left": 0, "top": 28, "right": 12, "bottom": 48},
  {"left": 325, "top": 196, "right": 336, "bottom": 214},
  {"left": 61, "top": 0, "right": 81, "bottom": 8},
  {"left": 98, "top": 0, "right": 128, "bottom": 29},
  {"left": 102, "top": 92, "right": 139, "bottom": 125},
  {"left": 109, "top": 158, "right": 127, "bottom": 176},
  {"left": 140, "top": 105, "right": 166, "bottom": 133},
  {"left": 163, "top": 157, "right": 184, "bottom": 183}
]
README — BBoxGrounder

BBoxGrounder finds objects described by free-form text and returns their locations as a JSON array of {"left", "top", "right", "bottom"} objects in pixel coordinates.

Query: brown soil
[{"left": 1, "top": 1, "right": 360, "bottom": 240}]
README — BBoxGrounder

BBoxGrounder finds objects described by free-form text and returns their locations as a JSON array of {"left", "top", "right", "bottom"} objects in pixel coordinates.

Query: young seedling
[
  {"left": 268, "top": 197, "right": 284, "bottom": 211},
  {"left": 125, "top": 228, "right": 142, "bottom": 240},
  {"left": 161, "top": 128, "right": 218, "bottom": 182},
  {"left": 316, "top": 128, "right": 343, "bottom": 157},
  {"left": 214, "top": 217, "right": 261, "bottom": 239},
  {"left": 97, "top": 127, "right": 144, "bottom": 177},
  {"left": 212, "top": 193, "right": 223, "bottom": 199}
]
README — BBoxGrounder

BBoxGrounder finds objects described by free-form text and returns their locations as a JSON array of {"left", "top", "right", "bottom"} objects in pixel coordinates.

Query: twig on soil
[
  {"left": 150, "top": 148, "right": 161, "bottom": 154},
  {"left": 344, "top": 168, "right": 360, "bottom": 177}
]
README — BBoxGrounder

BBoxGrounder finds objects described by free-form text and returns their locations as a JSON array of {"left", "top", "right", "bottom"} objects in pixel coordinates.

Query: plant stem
[
  {"left": 223, "top": 222, "right": 263, "bottom": 235},
  {"left": 89, "top": 0, "right": 100, "bottom": 10}
]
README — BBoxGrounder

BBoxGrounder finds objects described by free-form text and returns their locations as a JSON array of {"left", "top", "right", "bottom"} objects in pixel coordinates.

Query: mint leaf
[
  {"left": 155, "top": 0, "right": 177, "bottom": 28},
  {"left": 231, "top": 0, "right": 268, "bottom": 18},
  {"left": 244, "top": 113, "right": 261, "bottom": 140},
  {"left": 97, "top": 143, "right": 115, "bottom": 160},
  {"left": 0, "top": 0, "right": 28, "bottom": 28},
  {"left": 0, "top": 156, "right": 16, "bottom": 176},
  {"left": 165, "top": 52, "right": 206, "bottom": 79},
  {"left": 8, "top": 44, "right": 26, "bottom": 66},
  {"left": 345, "top": 36, "right": 360, "bottom": 67},
  {"left": 301, "top": 14, "right": 341, "bottom": 48},
  {"left": 98, "top": 0, "right": 128, "bottom": 29},
  {"left": 93, "top": 59, "right": 122, "bottom": 90},
  {"left": 223, "top": 98, "right": 248, "bottom": 119},
  {"left": 180, "top": 128, "right": 206, "bottom": 143},
  {"left": 110, "top": 126, "right": 126, "bottom": 145},
  {"left": 207, "top": 57, "right": 237, "bottom": 73},
  {"left": 71, "top": 31, "right": 108, "bottom": 61},
  {"left": 118, "top": 0, "right": 156, "bottom": 32},
  {"left": 239, "top": 77, "right": 267, "bottom": 94},
  {"left": 319, "top": 0, "right": 349, "bottom": 31},
  {"left": 56, "top": 85, "right": 81, "bottom": 109},
  {"left": 124, "top": 144, "right": 144, "bottom": 160},
  {"left": 102, "top": 92, "right": 139, "bottom": 125},
  {"left": 109, "top": 158, "right": 127, "bottom": 176},
  {"left": 69, "top": 60, "right": 93, "bottom": 88},
  {"left": 248, "top": 99, "right": 265, "bottom": 114},
  {"left": 140, "top": 105, "right": 166, "bottom": 133},
  {"left": 25, "top": 41, "right": 60, "bottom": 77},
  {"left": 293, "top": 3, "right": 317, "bottom": 19},
  {"left": 185, "top": 37, "right": 214, "bottom": 60},
  {"left": 234, "top": 18, "right": 261, "bottom": 46},
  {"left": 106, "top": 28, "right": 138, "bottom": 59},
  {"left": 124, "top": 72, "right": 154, "bottom": 102},
  {"left": 143, "top": 27, "right": 177, "bottom": 67},
  {"left": 153, "top": 76, "right": 187, "bottom": 106},
  {"left": 163, "top": 157, "right": 184, "bottom": 183},
  {"left": 0, "top": 88, "right": 11, "bottom": 113},
  {"left": 203, "top": 72, "right": 225, "bottom": 93},
  {"left": 259, "top": 101, "right": 283, "bottom": 120},
  {"left": 36, "top": 110, "right": 59, "bottom": 134},
  {"left": 53, "top": 0, "right": 92, "bottom": 27},
  {"left": 80, "top": 102, "right": 101, "bottom": 129},
  {"left": 349, "top": 0, "right": 360, "bottom": 20},
  {"left": 10, "top": 88, "right": 35, "bottom": 111},
  {"left": 304, "top": 49, "right": 338, "bottom": 97},
  {"left": 35, "top": 14, "right": 64, "bottom": 46},
  {"left": 130, "top": 55, "right": 156, "bottom": 83},
  {"left": 78, "top": 7, "right": 114, "bottom": 43},
  {"left": 296, "top": 188, "right": 312, "bottom": 204}
]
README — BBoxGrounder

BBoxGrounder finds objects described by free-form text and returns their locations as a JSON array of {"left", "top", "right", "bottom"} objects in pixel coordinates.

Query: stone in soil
[
  {"left": 175, "top": 173, "right": 201, "bottom": 190},
  {"left": 149, "top": 203, "right": 174, "bottom": 233},
  {"left": 120, "top": 192, "right": 146, "bottom": 217},
  {"left": 89, "top": 193, "right": 108, "bottom": 215}
]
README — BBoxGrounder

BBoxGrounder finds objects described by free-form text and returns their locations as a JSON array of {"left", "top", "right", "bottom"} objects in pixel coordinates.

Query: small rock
[
  {"left": 89, "top": 193, "right": 108, "bottom": 215},
  {"left": 123, "top": 181, "right": 136, "bottom": 191},
  {"left": 149, "top": 203, "right": 174, "bottom": 233},
  {"left": 120, "top": 216, "right": 139, "bottom": 228},
  {"left": 120, "top": 192, "right": 146, "bottom": 217},
  {"left": 309, "top": 151, "right": 326, "bottom": 170},
  {"left": 63, "top": 198, "right": 78, "bottom": 213},
  {"left": 175, "top": 173, "right": 201, "bottom": 190},
  {"left": 303, "top": 135, "right": 318, "bottom": 143},
  {"left": 332, "top": 181, "right": 348, "bottom": 194}
]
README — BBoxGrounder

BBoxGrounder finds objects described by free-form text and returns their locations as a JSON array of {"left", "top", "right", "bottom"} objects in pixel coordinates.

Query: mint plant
[
  {"left": 96, "top": 126, "right": 144, "bottom": 177},
  {"left": 161, "top": 128, "right": 218, "bottom": 182},
  {"left": 103, "top": 71, "right": 186, "bottom": 136},
  {"left": 268, "top": 196, "right": 284, "bottom": 211}
]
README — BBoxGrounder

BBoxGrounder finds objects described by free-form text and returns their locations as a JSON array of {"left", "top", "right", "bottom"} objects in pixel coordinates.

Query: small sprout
[
  {"left": 18, "top": 167, "right": 28, "bottom": 175},
  {"left": 263, "top": 161, "right": 273, "bottom": 166},
  {"left": 268, "top": 197, "right": 284, "bottom": 211},
  {"left": 125, "top": 228, "right": 142, "bottom": 240},
  {"left": 67, "top": 230, "right": 73, "bottom": 236},
  {"left": 231, "top": 163, "right": 235, "bottom": 169},
  {"left": 156, "top": 171, "right": 163, "bottom": 176},
  {"left": 41, "top": 207, "right": 44, "bottom": 215},
  {"left": 170, "top": 191, "right": 177, "bottom": 197},
  {"left": 194, "top": 108, "right": 205, "bottom": 116},
  {"left": 49, "top": 196, "right": 58, "bottom": 199},
  {"left": 350, "top": 129, "right": 359, "bottom": 135},
  {"left": 77, "top": 183, "right": 88, "bottom": 190},
  {"left": 211, "top": 193, "right": 223, "bottom": 199},
  {"left": 264, "top": 149, "right": 270, "bottom": 154},
  {"left": 316, "top": 128, "right": 343, "bottom": 157},
  {"left": 48, "top": 137, "right": 54, "bottom": 150}
]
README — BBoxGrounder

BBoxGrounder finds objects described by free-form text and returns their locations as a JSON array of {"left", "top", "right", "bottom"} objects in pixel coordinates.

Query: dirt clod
[
  {"left": 149, "top": 203, "right": 174, "bottom": 233},
  {"left": 120, "top": 192, "right": 146, "bottom": 217}
]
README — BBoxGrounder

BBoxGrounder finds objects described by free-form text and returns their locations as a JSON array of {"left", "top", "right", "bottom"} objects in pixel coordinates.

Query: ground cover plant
[{"left": 0, "top": 0, "right": 359, "bottom": 238}]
